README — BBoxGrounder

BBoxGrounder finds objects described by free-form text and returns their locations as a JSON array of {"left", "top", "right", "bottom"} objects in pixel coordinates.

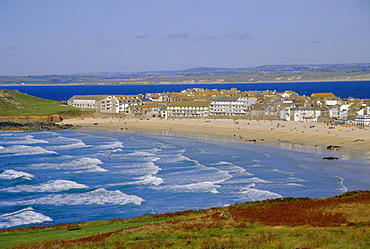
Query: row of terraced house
[{"left": 67, "top": 88, "right": 370, "bottom": 125}]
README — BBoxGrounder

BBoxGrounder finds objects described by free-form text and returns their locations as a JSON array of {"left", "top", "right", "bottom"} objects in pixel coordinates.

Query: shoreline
[
  {"left": 60, "top": 118, "right": 370, "bottom": 152},
  {"left": 1, "top": 78, "right": 370, "bottom": 86}
]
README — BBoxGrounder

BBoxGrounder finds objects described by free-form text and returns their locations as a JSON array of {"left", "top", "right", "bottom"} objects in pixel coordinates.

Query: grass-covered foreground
[{"left": 1, "top": 191, "right": 369, "bottom": 248}]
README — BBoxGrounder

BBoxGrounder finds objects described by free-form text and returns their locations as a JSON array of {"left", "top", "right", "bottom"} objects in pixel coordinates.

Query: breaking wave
[
  {"left": 31, "top": 157, "right": 107, "bottom": 173},
  {"left": 0, "top": 207, "right": 53, "bottom": 229},
  {"left": 2, "top": 188, "right": 144, "bottom": 206},
  {"left": 155, "top": 181, "right": 220, "bottom": 193},
  {"left": 48, "top": 141, "right": 87, "bottom": 150},
  {"left": 0, "top": 170, "right": 34, "bottom": 180},
  {"left": 0, "top": 135, "right": 49, "bottom": 144},
  {"left": 96, "top": 141, "right": 124, "bottom": 149},
  {"left": 0, "top": 145, "right": 57, "bottom": 156},
  {"left": 128, "top": 174, "right": 164, "bottom": 186},
  {"left": 237, "top": 183, "right": 283, "bottom": 201},
  {"left": 1, "top": 180, "right": 88, "bottom": 193}
]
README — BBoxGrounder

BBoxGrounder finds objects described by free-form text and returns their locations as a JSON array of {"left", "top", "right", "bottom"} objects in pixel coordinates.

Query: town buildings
[{"left": 67, "top": 88, "right": 370, "bottom": 125}]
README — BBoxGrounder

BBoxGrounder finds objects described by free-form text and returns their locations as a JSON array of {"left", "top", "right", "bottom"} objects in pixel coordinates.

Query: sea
[
  {"left": 0, "top": 81, "right": 370, "bottom": 229},
  {"left": 1, "top": 80, "right": 370, "bottom": 101}
]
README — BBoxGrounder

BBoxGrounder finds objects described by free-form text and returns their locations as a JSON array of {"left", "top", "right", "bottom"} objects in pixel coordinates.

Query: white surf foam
[
  {"left": 337, "top": 176, "right": 348, "bottom": 192},
  {"left": 212, "top": 161, "right": 248, "bottom": 173},
  {"left": 158, "top": 153, "right": 190, "bottom": 164},
  {"left": 156, "top": 142, "right": 175, "bottom": 149},
  {"left": 48, "top": 141, "right": 87, "bottom": 150},
  {"left": 225, "top": 176, "right": 272, "bottom": 185},
  {"left": 126, "top": 151, "right": 156, "bottom": 157},
  {"left": 286, "top": 177, "right": 307, "bottom": 183},
  {"left": 4, "top": 188, "right": 144, "bottom": 206},
  {"left": 0, "top": 145, "right": 57, "bottom": 156},
  {"left": 31, "top": 157, "right": 107, "bottom": 173},
  {"left": 0, "top": 135, "right": 49, "bottom": 145},
  {"left": 128, "top": 174, "right": 164, "bottom": 186},
  {"left": 1, "top": 180, "right": 88, "bottom": 193},
  {"left": 117, "top": 161, "right": 161, "bottom": 176},
  {"left": 155, "top": 181, "right": 220, "bottom": 193},
  {"left": 237, "top": 183, "right": 283, "bottom": 201},
  {"left": 269, "top": 168, "right": 296, "bottom": 176},
  {"left": 54, "top": 136, "right": 82, "bottom": 142},
  {"left": 240, "top": 177, "right": 272, "bottom": 183},
  {"left": 96, "top": 141, "right": 124, "bottom": 149},
  {"left": 0, "top": 207, "right": 53, "bottom": 229},
  {"left": 0, "top": 133, "right": 15, "bottom": 136},
  {"left": 0, "top": 170, "right": 34, "bottom": 180},
  {"left": 283, "top": 183, "right": 305, "bottom": 187}
]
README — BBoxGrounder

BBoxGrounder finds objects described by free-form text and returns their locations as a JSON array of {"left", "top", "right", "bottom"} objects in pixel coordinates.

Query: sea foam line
[
  {"left": 0, "top": 134, "right": 49, "bottom": 144},
  {"left": 1, "top": 188, "right": 144, "bottom": 206},
  {"left": 0, "top": 145, "right": 57, "bottom": 156},
  {"left": 154, "top": 181, "right": 220, "bottom": 193},
  {"left": 0, "top": 207, "right": 53, "bottom": 229},
  {"left": 96, "top": 141, "right": 124, "bottom": 149},
  {"left": 127, "top": 174, "right": 164, "bottom": 186},
  {"left": 1, "top": 180, "right": 88, "bottom": 193},
  {"left": 237, "top": 183, "right": 283, "bottom": 201},
  {"left": 31, "top": 157, "right": 107, "bottom": 173},
  {"left": 48, "top": 141, "right": 87, "bottom": 150},
  {"left": 0, "top": 170, "right": 34, "bottom": 180}
]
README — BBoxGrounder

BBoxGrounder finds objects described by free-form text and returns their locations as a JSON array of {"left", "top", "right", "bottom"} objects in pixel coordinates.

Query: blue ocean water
[
  {"left": 1, "top": 129, "right": 369, "bottom": 229},
  {"left": 1, "top": 81, "right": 370, "bottom": 100}
]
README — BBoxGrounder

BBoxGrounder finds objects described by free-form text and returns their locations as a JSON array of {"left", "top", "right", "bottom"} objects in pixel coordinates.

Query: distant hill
[{"left": 1, "top": 63, "right": 370, "bottom": 85}]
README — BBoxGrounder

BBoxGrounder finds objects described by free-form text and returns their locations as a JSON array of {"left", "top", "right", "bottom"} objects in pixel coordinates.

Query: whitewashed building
[
  {"left": 210, "top": 97, "right": 256, "bottom": 117},
  {"left": 67, "top": 95, "right": 119, "bottom": 113},
  {"left": 167, "top": 102, "right": 209, "bottom": 118},
  {"left": 290, "top": 107, "right": 321, "bottom": 122},
  {"left": 115, "top": 94, "right": 143, "bottom": 113},
  {"left": 353, "top": 115, "right": 370, "bottom": 126}
]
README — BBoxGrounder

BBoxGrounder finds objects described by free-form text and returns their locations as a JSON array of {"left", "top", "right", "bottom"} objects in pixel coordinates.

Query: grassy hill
[
  {"left": 1, "top": 191, "right": 369, "bottom": 248},
  {"left": 0, "top": 89, "right": 82, "bottom": 117}
]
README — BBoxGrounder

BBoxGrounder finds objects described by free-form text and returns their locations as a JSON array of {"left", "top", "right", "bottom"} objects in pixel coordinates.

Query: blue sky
[{"left": 0, "top": 0, "right": 369, "bottom": 75}]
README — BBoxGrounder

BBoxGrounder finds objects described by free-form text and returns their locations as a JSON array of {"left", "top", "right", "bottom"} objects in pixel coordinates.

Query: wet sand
[{"left": 60, "top": 118, "right": 370, "bottom": 152}]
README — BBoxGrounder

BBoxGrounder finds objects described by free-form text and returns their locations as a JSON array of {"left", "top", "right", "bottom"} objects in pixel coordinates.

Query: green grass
[
  {"left": 0, "top": 89, "right": 82, "bottom": 117},
  {"left": 0, "top": 218, "right": 173, "bottom": 248},
  {"left": 2, "top": 191, "right": 369, "bottom": 249}
]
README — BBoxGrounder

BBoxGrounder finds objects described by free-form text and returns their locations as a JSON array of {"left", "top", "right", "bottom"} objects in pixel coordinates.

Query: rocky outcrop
[
  {"left": 0, "top": 114, "right": 62, "bottom": 122},
  {"left": 0, "top": 121, "right": 74, "bottom": 131},
  {"left": 322, "top": 157, "right": 339, "bottom": 160}
]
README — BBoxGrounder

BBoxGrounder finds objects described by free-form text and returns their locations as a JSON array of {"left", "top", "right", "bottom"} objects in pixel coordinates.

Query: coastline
[
  {"left": 1, "top": 78, "right": 370, "bottom": 86},
  {"left": 60, "top": 118, "right": 370, "bottom": 152}
]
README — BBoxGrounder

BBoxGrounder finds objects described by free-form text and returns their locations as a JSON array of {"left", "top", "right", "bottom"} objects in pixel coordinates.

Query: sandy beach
[{"left": 59, "top": 117, "right": 370, "bottom": 152}]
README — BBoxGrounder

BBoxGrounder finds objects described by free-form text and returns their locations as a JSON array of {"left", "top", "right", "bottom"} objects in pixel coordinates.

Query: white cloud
[
  {"left": 229, "top": 32, "right": 253, "bottom": 39},
  {"left": 167, "top": 33, "right": 189, "bottom": 38},
  {"left": 135, "top": 31, "right": 150, "bottom": 38}
]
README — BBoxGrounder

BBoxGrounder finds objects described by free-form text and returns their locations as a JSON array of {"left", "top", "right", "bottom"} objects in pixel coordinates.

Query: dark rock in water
[
  {"left": 322, "top": 157, "right": 339, "bottom": 160},
  {"left": 327, "top": 145, "right": 341, "bottom": 150},
  {"left": 0, "top": 121, "right": 74, "bottom": 131}
]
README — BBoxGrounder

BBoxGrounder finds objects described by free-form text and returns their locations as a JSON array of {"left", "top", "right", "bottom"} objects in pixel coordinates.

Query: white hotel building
[
  {"left": 67, "top": 95, "right": 119, "bottom": 113},
  {"left": 209, "top": 97, "right": 256, "bottom": 117}
]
